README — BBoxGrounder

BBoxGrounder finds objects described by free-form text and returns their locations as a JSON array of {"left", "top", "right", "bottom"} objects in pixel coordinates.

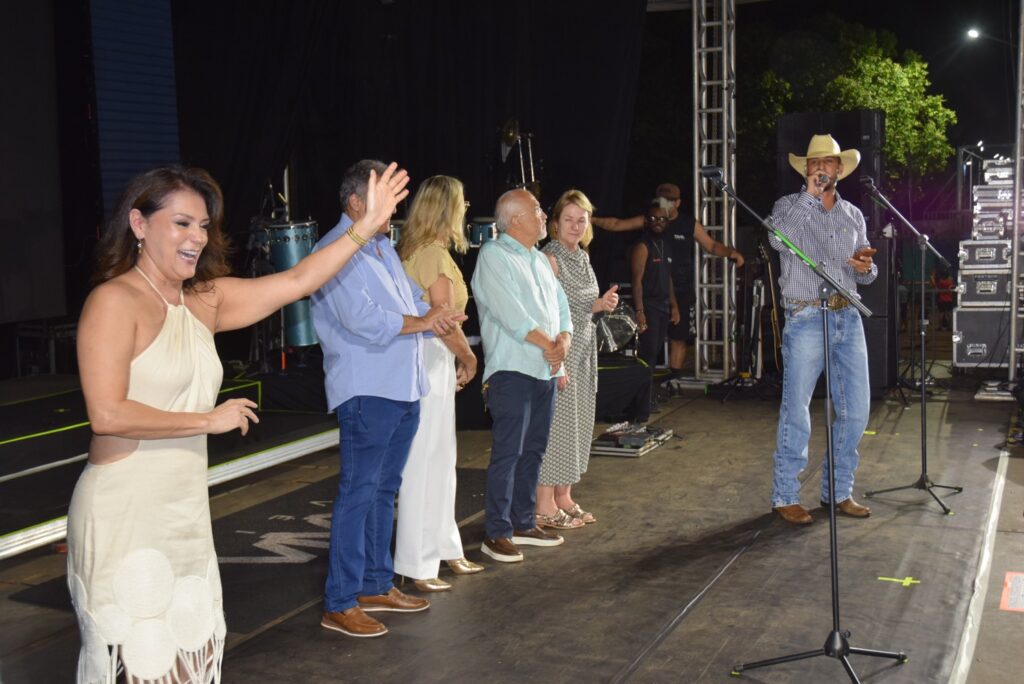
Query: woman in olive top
[{"left": 394, "top": 176, "right": 484, "bottom": 591}]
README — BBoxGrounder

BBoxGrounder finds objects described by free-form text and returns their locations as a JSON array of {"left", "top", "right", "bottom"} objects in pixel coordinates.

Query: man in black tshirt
[
  {"left": 630, "top": 201, "right": 677, "bottom": 412},
  {"left": 594, "top": 183, "right": 744, "bottom": 383}
]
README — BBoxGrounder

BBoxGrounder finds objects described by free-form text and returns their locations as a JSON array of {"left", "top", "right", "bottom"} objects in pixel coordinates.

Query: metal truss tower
[
  {"left": 1011, "top": 0, "right": 1024, "bottom": 381},
  {"left": 692, "top": 0, "right": 738, "bottom": 380}
]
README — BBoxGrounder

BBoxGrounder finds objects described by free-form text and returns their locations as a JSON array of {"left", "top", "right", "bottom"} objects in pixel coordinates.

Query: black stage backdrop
[{"left": 171, "top": 0, "right": 647, "bottom": 279}]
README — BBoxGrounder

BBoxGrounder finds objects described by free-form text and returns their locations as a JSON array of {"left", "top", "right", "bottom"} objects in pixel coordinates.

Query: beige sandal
[{"left": 535, "top": 509, "right": 585, "bottom": 530}]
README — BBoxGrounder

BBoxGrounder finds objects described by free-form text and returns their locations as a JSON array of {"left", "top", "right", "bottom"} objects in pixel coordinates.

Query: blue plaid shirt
[{"left": 768, "top": 188, "right": 877, "bottom": 306}]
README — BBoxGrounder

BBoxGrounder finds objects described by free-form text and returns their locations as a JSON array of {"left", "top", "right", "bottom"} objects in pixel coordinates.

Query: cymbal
[{"left": 501, "top": 117, "right": 520, "bottom": 146}]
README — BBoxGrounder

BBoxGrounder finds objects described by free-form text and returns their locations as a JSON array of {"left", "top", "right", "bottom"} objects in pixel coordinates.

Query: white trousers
[{"left": 394, "top": 337, "right": 464, "bottom": 579}]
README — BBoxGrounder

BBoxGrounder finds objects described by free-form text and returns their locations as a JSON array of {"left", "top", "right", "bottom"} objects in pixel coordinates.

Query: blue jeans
[
  {"left": 771, "top": 305, "right": 870, "bottom": 507},
  {"left": 484, "top": 371, "right": 557, "bottom": 539},
  {"left": 324, "top": 396, "right": 420, "bottom": 612}
]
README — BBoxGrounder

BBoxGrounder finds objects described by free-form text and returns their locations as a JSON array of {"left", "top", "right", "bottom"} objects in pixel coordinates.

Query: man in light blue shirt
[
  {"left": 313, "top": 160, "right": 458, "bottom": 638},
  {"left": 472, "top": 188, "right": 573, "bottom": 563}
]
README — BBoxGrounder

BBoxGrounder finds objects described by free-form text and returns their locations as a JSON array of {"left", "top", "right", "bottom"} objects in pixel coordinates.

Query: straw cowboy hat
[{"left": 788, "top": 134, "right": 861, "bottom": 181}]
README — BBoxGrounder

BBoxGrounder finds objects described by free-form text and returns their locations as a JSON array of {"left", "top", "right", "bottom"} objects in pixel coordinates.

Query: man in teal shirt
[{"left": 472, "top": 188, "right": 573, "bottom": 563}]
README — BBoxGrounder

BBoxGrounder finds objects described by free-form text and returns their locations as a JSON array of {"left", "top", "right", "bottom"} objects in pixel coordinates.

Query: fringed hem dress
[{"left": 67, "top": 269, "right": 226, "bottom": 683}]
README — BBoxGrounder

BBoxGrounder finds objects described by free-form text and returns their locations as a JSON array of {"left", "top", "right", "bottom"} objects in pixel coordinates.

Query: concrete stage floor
[{"left": 1, "top": 362, "right": 1022, "bottom": 683}]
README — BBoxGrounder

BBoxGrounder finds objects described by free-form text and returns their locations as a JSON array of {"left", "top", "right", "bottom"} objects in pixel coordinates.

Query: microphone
[
  {"left": 816, "top": 173, "right": 830, "bottom": 187},
  {"left": 700, "top": 165, "right": 724, "bottom": 179},
  {"left": 859, "top": 175, "right": 876, "bottom": 189}
]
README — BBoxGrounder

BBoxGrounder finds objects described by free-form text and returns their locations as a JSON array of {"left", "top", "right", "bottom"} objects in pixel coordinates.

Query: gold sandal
[
  {"left": 564, "top": 503, "right": 596, "bottom": 524},
  {"left": 535, "top": 509, "right": 585, "bottom": 530}
]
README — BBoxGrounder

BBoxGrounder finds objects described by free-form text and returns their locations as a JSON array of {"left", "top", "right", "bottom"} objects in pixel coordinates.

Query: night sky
[{"left": 739, "top": 0, "right": 1020, "bottom": 151}]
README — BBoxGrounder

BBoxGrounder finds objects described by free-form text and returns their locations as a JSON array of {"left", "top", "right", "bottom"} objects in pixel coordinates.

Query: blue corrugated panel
[{"left": 91, "top": 0, "right": 181, "bottom": 216}]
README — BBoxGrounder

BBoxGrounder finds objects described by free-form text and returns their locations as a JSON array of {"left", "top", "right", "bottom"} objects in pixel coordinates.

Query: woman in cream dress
[
  {"left": 394, "top": 176, "right": 484, "bottom": 592},
  {"left": 68, "top": 163, "right": 408, "bottom": 682}
]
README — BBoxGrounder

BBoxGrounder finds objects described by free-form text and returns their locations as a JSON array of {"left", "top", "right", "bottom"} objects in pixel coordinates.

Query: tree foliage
[
  {"left": 745, "top": 15, "right": 956, "bottom": 181},
  {"left": 826, "top": 48, "right": 955, "bottom": 177}
]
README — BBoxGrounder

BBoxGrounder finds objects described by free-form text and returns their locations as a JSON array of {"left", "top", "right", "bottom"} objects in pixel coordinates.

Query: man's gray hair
[
  {"left": 494, "top": 189, "right": 520, "bottom": 233},
  {"left": 339, "top": 159, "right": 388, "bottom": 211}
]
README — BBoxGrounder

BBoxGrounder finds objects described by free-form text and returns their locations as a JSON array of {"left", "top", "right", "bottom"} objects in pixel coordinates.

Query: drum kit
[
  {"left": 245, "top": 182, "right": 320, "bottom": 370},
  {"left": 249, "top": 219, "right": 319, "bottom": 348}
]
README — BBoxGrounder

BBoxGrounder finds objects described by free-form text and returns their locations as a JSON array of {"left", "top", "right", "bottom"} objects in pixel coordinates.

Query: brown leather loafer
[
  {"left": 321, "top": 607, "right": 388, "bottom": 638},
  {"left": 446, "top": 557, "right": 485, "bottom": 575},
  {"left": 773, "top": 503, "right": 813, "bottom": 525},
  {"left": 511, "top": 526, "right": 565, "bottom": 547},
  {"left": 412, "top": 577, "right": 452, "bottom": 592},
  {"left": 482, "top": 537, "right": 524, "bottom": 563},
  {"left": 357, "top": 587, "right": 430, "bottom": 613},
  {"left": 822, "top": 498, "right": 871, "bottom": 518}
]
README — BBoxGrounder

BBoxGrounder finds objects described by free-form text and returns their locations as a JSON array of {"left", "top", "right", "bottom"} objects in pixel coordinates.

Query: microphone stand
[
  {"left": 860, "top": 177, "right": 962, "bottom": 514},
  {"left": 704, "top": 171, "right": 906, "bottom": 681}
]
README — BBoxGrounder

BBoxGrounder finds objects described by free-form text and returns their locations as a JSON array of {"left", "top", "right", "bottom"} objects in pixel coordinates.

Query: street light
[{"left": 966, "top": 27, "right": 1013, "bottom": 47}]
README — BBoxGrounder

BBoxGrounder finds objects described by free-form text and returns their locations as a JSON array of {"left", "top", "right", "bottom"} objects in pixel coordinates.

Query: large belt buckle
[{"left": 826, "top": 293, "right": 848, "bottom": 310}]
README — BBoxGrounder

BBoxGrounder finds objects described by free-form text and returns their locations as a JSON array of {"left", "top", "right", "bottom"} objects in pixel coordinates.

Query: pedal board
[{"left": 591, "top": 422, "right": 674, "bottom": 457}]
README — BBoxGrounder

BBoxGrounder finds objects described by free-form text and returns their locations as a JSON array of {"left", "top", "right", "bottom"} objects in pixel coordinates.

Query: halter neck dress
[{"left": 67, "top": 268, "right": 225, "bottom": 683}]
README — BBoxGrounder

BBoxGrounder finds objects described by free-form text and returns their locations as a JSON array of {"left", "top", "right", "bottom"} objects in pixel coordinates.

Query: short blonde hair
[
  {"left": 548, "top": 189, "right": 595, "bottom": 248},
  {"left": 397, "top": 175, "right": 468, "bottom": 260}
]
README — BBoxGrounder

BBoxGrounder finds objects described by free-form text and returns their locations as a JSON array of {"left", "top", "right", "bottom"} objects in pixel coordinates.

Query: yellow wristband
[{"left": 346, "top": 227, "right": 369, "bottom": 247}]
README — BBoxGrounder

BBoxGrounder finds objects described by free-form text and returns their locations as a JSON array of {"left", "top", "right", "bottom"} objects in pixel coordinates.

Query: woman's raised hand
[
  {"left": 206, "top": 398, "right": 260, "bottom": 436},
  {"left": 597, "top": 284, "right": 619, "bottom": 313},
  {"left": 359, "top": 163, "right": 411, "bottom": 239}
]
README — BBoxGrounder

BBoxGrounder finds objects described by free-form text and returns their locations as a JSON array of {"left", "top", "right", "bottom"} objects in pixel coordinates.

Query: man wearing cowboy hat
[{"left": 768, "top": 134, "right": 877, "bottom": 525}]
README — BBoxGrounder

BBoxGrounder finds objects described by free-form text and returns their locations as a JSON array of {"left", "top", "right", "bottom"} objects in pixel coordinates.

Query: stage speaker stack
[
  {"left": 777, "top": 111, "right": 894, "bottom": 398},
  {"left": 953, "top": 159, "right": 1020, "bottom": 368}
]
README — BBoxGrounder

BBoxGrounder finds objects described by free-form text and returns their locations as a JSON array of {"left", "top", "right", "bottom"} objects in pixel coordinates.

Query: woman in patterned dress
[{"left": 534, "top": 189, "right": 619, "bottom": 529}]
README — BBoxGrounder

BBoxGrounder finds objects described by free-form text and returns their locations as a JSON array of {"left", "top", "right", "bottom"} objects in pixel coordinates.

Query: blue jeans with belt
[
  {"left": 324, "top": 396, "right": 420, "bottom": 613},
  {"left": 484, "top": 371, "right": 557, "bottom": 540},
  {"left": 771, "top": 304, "right": 870, "bottom": 507}
]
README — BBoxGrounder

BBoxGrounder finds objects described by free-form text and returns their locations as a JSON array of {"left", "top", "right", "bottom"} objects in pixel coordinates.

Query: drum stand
[
  {"left": 246, "top": 223, "right": 274, "bottom": 374},
  {"left": 712, "top": 277, "right": 763, "bottom": 402}
]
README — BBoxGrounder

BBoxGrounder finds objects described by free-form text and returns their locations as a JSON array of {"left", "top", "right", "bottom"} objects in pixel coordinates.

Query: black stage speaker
[
  {"left": 859, "top": 237, "right": 894, "bottom": 317},
  {"left": 776, "top": 110, "right": 886, "bottom": 236},
  {"left": 864, "top": 315, "right": 897, "bottom": 398}
]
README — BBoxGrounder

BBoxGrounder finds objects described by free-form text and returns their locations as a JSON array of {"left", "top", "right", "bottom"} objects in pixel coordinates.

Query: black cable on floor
[{"left": 609, "top": 528, "right": 764, "bottom": 683}]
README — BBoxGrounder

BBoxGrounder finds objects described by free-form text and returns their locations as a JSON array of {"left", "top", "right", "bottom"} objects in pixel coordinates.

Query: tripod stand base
[
  {"left": 731, "top": 630, "right": 907, "bottom": 683},
  {"left": 865, "top": 474, "right": 963, "bottom": 515}
]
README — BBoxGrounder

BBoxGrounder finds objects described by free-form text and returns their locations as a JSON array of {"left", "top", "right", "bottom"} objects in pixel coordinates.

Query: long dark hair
[{"left": 93, "top": 166, "right": 231, "bottom": 289}]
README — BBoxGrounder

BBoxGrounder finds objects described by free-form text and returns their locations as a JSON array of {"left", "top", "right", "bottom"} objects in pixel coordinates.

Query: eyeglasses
[{"left": 646, "top": 216, "right": 669, "bottom": 224}]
